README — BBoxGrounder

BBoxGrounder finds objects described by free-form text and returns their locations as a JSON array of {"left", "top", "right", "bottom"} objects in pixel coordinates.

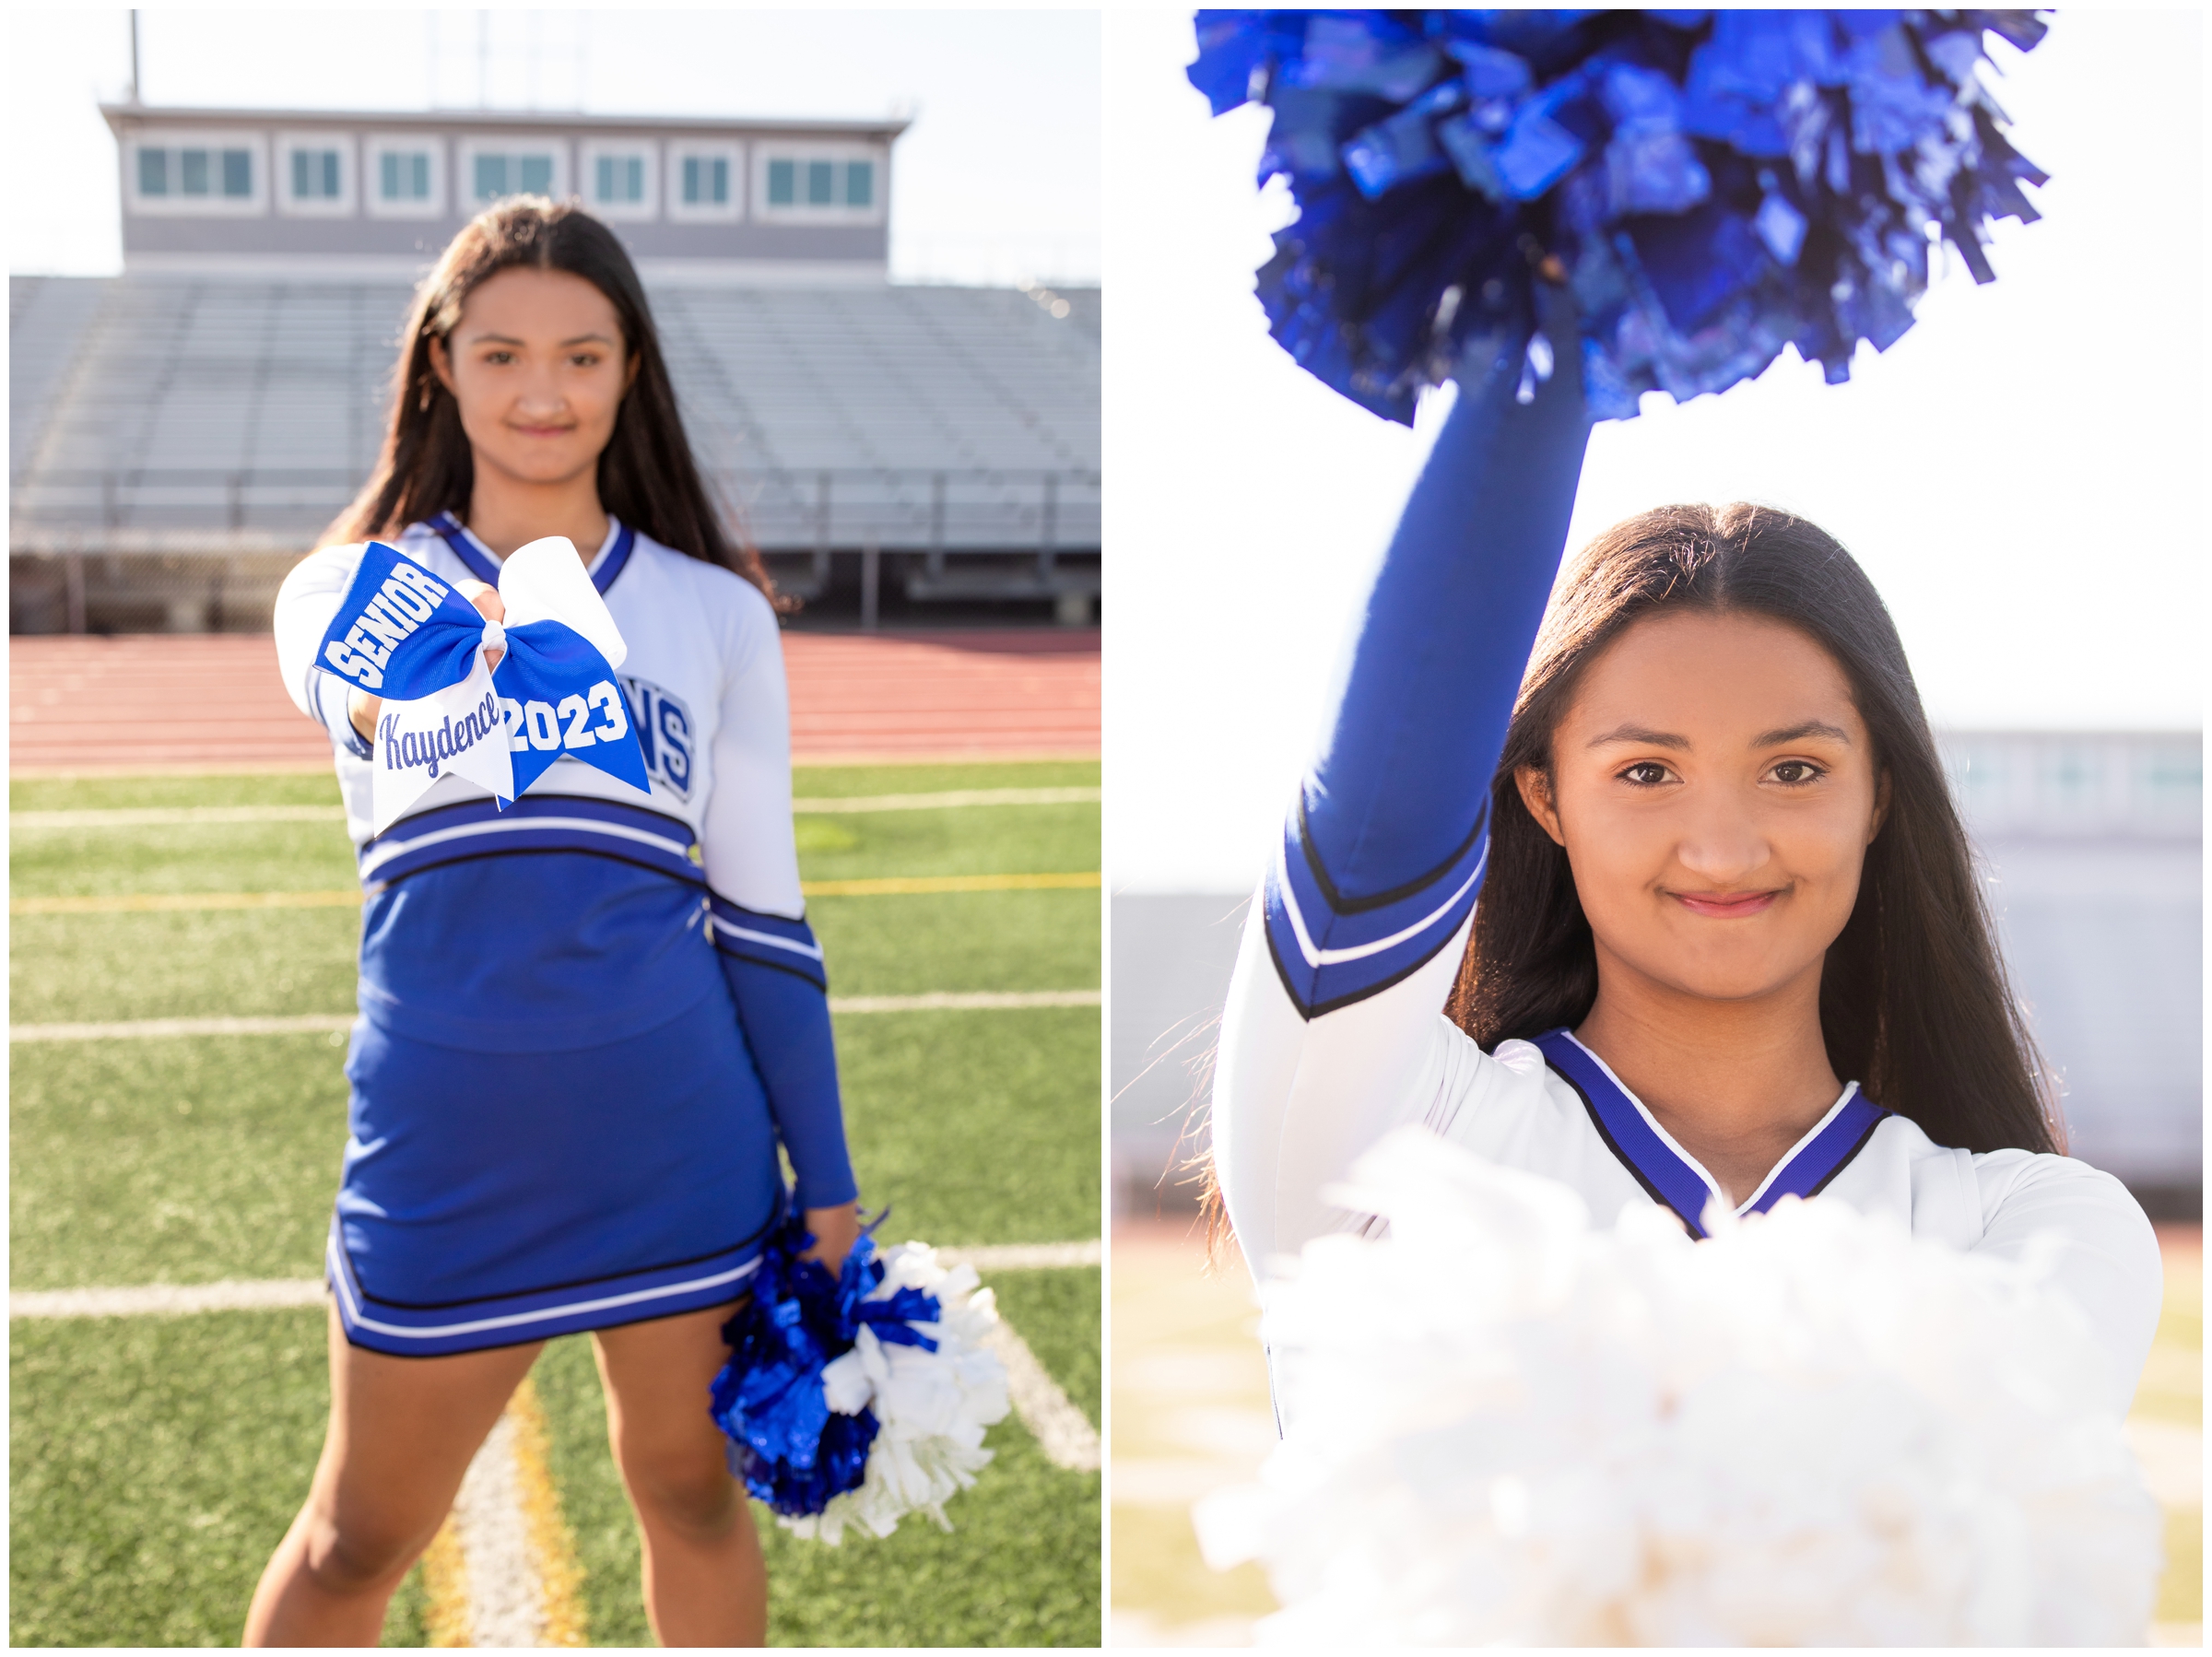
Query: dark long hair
[
  {"left": 324, "top": 196, "right": 777, "bottom": 605},
  {"left": 1444, "top": 501, "right": 2057, "bottom": 1155}
]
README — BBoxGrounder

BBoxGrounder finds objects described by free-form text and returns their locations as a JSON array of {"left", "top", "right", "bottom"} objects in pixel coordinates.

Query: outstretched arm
[
  {"left": 274, "top": 544, "right": 376, "bottom": 761},
  {"left": 1214, "top": 307, "right": 1594, "bottom": 1274}
]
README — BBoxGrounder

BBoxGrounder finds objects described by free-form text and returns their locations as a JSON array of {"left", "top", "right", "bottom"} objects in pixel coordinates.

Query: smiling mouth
[{"left": 1672, "top": 889, "right": 1782, "bottom": 918}]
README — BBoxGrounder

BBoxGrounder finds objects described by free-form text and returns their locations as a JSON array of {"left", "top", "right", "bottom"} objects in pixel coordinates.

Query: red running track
[{"left": 9, "top": 630, "right": 1100, "bottom": 774}]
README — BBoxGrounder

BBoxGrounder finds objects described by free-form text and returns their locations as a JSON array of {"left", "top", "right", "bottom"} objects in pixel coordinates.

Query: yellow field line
[
  {"left": 11, "top": 872, "right": 1102, "bottom": 913},
  {"left": 11, "top": 891, "right": 365, "bottom": 913},
  {"left": 803, "top": 871, "right": 1101, "bottom": 896},
  {"left": 8, "top": 788, "right": 1100, "bottom": 829},
  {"left": 10, "top": 805, "right": 347, "bottom": 828},
  {"left": 510, "top": 1376, "right": 590, "bottom": 1648},
  {"left": 418, "top": 1376, "right": 588, "bottom": 1647},
  {"left": 794, "top": 786, "right": 1100, "bottom": 813},
  {"left": 419, "top": 1511, "right": 469, "bottom": 1648}
]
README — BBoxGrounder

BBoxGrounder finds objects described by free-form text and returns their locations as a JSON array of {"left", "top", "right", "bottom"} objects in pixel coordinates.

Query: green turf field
[{"left": 10, "top": 760, "right": 1100, "bottom": 1647}]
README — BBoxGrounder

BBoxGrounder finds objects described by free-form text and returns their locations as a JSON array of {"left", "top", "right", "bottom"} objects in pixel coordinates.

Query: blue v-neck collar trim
[
  {"left": 426, "top": 512, "right": 636, "bottom": 596},
  {"left": 1532, "top": 1028, "right": 1888, "bottom": 1239}
]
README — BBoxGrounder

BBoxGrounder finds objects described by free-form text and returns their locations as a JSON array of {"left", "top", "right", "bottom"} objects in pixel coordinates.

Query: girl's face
[
  {"left": 1517, "top": 609, "right": 1888, "bottom": 1006},
  {"left": 429, "top": 266, "right": 632, "bottom": 489}
]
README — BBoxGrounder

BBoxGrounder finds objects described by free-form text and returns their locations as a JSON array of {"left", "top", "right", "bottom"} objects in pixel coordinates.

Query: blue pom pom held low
[{"left": 711, "top": 1208, "right": 1012, "bottom": 1546}]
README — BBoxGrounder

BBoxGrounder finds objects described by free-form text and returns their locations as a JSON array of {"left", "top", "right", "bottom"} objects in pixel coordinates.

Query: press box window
[
  {"left": 381, "top": 151, "right": 432, "bottom": 201},
  {"left": 681, "top": 156, "right": 729, "bottom": 206},
  {"left": 766, "top": 158, "right": 873, "bottom": 209},
  {"left": 291, "top": 149, "right": 342, "bottom": 199},
  {"left": 474, "top": 153, "right": 555, "bottom": 201},
  {"left": 138, "top": 146, "right": 253, "bottom": 198},
  {"left": 594, "top": 155, "right": 644, "bottom": 205}
]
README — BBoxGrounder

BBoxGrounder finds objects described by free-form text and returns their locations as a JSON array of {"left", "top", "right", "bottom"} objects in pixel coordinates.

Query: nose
[
  {"left": 1671, "top": 782, "right": 1771, "bottom": 888},
  {"left": 513, "top": 361, "right": 568, "bottom": 418}
]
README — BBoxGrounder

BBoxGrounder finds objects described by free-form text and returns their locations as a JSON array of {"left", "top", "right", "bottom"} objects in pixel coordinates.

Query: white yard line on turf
[
  {"left": 10, "top": 788, "right": 1099, "bottom": 829},
  {"left": 448, "top": 1409, "right": 545, "bottom": 1648},
  {"left": 829, "top": 989, "right": 1100, "bottom": 1014},
  {"left": 15, "top": 1267, "right": 1102, "bottom": 1597},
  {"left": 984, "top": 1320, "right": 1102, "bottom": 1473},
  {"left": 10, "top": 1279, "right": 329, "bottom": 1317},
  {"left": 939, "top": 1239, "right": 1103, "bottom": 1271},
  {"left": 8, "top": 1241, "right": 1102, "bottom": 1319},
  {"left": 10, "top": 991, "right": 1101, "bottom": 1042}
]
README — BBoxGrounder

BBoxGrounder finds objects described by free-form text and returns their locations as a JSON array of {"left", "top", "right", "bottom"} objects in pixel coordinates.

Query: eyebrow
[
  {"left": 1752, "top": 720, "right": 1853, "bottom": 746},
  {"left": 1584, "top": 719, "right": 1853, "bottom": 750},
  {"left": 463, "top": 332, "right": 617, "bottom": 347},
  {"left": 1585, "top": 723, "right": 1688, "bottom": 750}
]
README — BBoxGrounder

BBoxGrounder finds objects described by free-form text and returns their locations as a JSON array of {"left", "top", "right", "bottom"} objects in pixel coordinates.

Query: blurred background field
[{"left": 10, "top": 758, "right": 1100, "bottom": 1646}]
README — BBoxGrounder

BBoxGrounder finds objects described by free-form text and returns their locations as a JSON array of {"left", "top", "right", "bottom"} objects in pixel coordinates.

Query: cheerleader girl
[
  {"left": 1209, "top": 299, "right": 2162, "bottom": 1424},
  {"left": 246, "top": 200, "right": 851, "bottom": 1645}
]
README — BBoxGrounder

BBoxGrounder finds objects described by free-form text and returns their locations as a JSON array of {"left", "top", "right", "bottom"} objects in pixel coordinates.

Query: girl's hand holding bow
[{"left": 347, "top": 579, "right": 506, "bottom": 741}]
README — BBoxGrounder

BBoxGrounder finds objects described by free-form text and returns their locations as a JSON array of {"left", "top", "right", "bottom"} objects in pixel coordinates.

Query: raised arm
[{"left": 1213, "top": 306, "right": 1593, "bottom": 1274}]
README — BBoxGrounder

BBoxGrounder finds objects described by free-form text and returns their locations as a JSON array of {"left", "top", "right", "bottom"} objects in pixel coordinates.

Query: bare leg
[
  {"left": 242, "top": 1305, "right": 544, "bottom": 1646},
  {"left": 593, "top": 1300, "right": 767, "bottom": 1647}
]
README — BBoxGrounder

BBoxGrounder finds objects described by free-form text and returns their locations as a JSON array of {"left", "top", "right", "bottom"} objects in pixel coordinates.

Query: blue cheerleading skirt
[{"left": 327, "top": 981, "right": 786, "bottom": 1357}]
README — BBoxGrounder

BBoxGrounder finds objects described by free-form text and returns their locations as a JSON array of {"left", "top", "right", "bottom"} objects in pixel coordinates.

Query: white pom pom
[
  {"left": 778, "top": 1240, "right": 1015, "bottom": 1545},
  {"left": 820, "top": 1344, "right": 875, "bottom": 1416},
  {"left": 1209, "top": 1128, "right": 2164, "bottom": 1646}
]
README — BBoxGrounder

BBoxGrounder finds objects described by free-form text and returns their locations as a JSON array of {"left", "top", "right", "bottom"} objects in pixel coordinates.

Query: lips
[{"left": 1673, "top": 889, "right": 1781, "bottom": 918}]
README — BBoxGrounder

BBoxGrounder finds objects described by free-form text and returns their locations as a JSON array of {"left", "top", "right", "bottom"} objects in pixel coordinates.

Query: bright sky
[
  {"left": 1104, "top": 9, "right": 2206, "bottom": 895},
  {"left": 7, "top": 7, "right": 1100, "bottom": 286}
]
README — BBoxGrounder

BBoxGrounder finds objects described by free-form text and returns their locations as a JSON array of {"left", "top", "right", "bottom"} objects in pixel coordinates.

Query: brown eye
[
  {"left": 1771, "top": 760, "right": 1824, "bottom": 785},
  {"left": 1621, "top": 762, "right": 1670, "bottom": 786}
]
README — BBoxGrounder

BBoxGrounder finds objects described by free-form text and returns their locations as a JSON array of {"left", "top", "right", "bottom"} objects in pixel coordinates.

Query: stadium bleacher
[{"left": 10, "top": 273, "right": 1100, "bottom": 632}]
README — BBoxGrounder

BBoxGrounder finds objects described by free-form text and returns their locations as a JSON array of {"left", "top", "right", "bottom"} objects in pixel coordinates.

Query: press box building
[{"left": 10, "top": 102, "right": 1100, "bottom": 630}]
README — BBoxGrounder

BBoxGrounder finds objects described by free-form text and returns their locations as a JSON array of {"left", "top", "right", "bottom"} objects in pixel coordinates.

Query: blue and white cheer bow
[{"left": 312, "top": 536, "right": 650, "bottom": 832}]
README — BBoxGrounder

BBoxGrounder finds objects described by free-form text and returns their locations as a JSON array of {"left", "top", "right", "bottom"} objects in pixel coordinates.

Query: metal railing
[
  {"left": 9, "top": 465, "right": 1101, "bottom": 559},
  {"left": 9, "top": 464, "right": 1102, "bottom": 633}
]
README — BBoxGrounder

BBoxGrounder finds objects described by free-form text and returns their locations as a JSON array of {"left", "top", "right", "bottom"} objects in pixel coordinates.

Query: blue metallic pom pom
[
  {"left": 709, "top": 1211, "right": 943, "bottom": 1519},
  {"left": 1190, "top": 9, "right": 2050, "bottom": 423}
]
